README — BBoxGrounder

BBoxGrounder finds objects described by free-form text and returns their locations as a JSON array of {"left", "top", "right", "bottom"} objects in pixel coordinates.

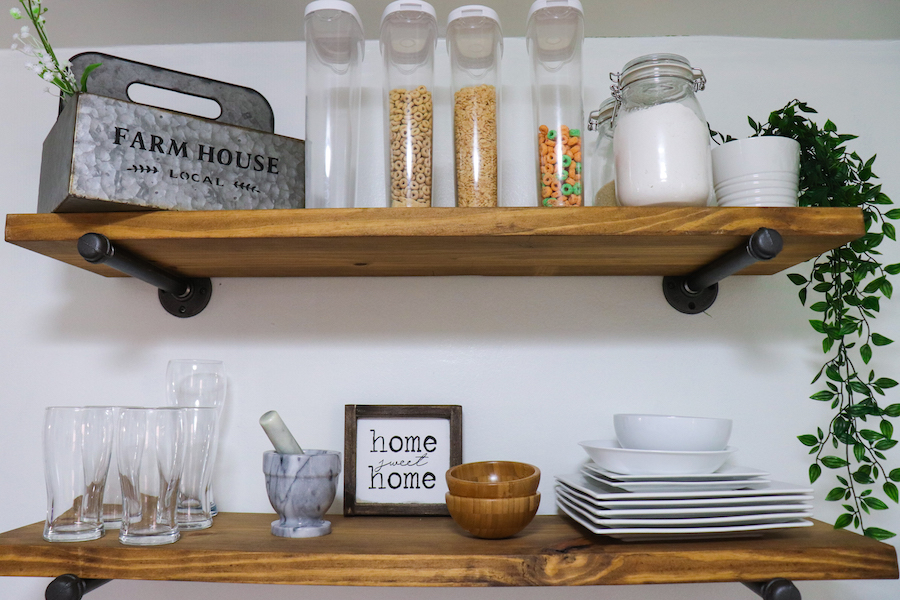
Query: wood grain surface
[
  {"left": 4, "top": 207, "right": 864, "bottom": 278},
  {"left": 0, "top": 514, "right": 895, "bottom": 586}
]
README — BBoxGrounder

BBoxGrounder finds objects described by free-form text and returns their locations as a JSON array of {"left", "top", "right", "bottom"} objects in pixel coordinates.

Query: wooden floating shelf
[
  {"left": 0, "top": 514, "right": 896, "bottom": 587},
  {"left": 4, "top": 207, "right": 864, "bottom": 279}
]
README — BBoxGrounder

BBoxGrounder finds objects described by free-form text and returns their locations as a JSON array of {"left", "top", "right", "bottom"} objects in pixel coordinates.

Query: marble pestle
[{"left": 259, "top": 410, "right": 304, "bottom": 454}]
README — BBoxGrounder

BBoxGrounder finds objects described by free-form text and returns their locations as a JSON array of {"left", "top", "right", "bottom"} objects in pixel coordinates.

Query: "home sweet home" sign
[{"left": 344, "top": 405, "right": 462, "bottom": 516}]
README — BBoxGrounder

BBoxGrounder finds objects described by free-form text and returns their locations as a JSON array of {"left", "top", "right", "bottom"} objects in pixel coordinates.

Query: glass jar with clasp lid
[
  {"left": 610, "top": 53, "right": 712, "bottom": 207},
  {"left": 587, "top": 96, "right": 616, "bottom": 206}
]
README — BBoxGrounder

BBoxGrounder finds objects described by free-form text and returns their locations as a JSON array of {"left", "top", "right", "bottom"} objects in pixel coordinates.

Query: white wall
[
  {"left": 1, "top": 36, "right": 899, "bottom": 599},
  {"left": 4, "top": 0, "right": 900, "bottom": 46}
]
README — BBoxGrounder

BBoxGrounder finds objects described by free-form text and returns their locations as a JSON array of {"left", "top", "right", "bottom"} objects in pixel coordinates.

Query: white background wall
[{"left": 1, "top": 33, "right": 899, "bottom": 600}]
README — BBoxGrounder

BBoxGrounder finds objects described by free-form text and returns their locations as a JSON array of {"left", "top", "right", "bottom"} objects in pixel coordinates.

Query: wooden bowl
[
  {"left": 445, "top": 493, "right": 540, "bottom": 539},
  {"left": 445, "top": 461, "right": 540, "bottom": 498}
]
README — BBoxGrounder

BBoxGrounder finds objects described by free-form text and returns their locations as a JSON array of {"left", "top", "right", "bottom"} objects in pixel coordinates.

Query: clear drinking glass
[
  {"left": 177, "top": 406, "right": 217, "bottom": 530},
  {"left": 43, "top": 406, "right": 115, "bottom": 542},
  {"left": 117, "top": 407, "right": 186, "bottom": 546},
  {"left": 85, "top": 406, "right": 133, "bottom": 529},
  {"left": 166, "top": 359, "right": 226, "bottom": 515}
]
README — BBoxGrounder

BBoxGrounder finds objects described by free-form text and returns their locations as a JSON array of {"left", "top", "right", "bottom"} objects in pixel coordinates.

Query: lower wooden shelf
[{"left": 0, "top": 513, "right": 896, "bottom": 587}]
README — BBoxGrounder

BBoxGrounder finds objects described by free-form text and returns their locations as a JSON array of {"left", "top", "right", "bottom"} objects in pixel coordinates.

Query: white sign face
[{"left": 355, "top": 418, "right": 451, "bottom": 505}]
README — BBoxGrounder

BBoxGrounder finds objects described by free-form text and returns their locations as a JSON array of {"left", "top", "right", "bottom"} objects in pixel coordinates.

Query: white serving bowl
[
  {"left": 614, "top": 414, "right": 732, "bottom": 451},
  {"left": 714, "top": 171, "right": 799, "bottom": 187},
  {"left": 711, "top": 136, "right": 800, "bottom": 183},
  {"left": 715, "top": 179, "right": 798, "bottom": 199},
  {"left": 578, "top": 439, "right": 736, "bottom": 475},
  {"left": 716, "top": 195, "right": 798, "bottom": 208}
]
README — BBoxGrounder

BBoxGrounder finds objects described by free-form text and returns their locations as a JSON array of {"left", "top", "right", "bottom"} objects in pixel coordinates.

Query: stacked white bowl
[{"left": 712, "top": 136, "right": 800, "bottom": 207}]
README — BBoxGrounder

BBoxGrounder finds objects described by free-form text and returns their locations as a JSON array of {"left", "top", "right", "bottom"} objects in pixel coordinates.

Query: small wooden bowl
[
  {"left": 445, "top": 492, "right": 541, "bottom": 539},
  {"left": 446, "top": 461, "right": 540, "bottom": 498}
]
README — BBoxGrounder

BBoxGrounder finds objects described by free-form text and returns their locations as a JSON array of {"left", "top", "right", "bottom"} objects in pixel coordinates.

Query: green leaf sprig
[
  {"left": 717, "top": 100, "right": 899, "bottom": 540},
  {"left": 9, "top": 1, "right": 99, "bottom": 97}
]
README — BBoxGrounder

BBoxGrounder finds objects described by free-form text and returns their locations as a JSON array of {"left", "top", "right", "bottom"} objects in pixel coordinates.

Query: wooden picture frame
[{"left": 344, "top": 405, "right": 462, "bottom": 516}]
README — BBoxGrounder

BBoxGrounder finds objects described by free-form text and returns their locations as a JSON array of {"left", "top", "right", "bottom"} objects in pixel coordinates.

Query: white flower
[
  {"left": 10, "top": 7, "right": 21, "bottom": 19},
  {"left": 41, "top": 71, "right": 54, "bottom": 82},
  {"left": 20, "top": 25, "right": 28, "bottom": 34}
]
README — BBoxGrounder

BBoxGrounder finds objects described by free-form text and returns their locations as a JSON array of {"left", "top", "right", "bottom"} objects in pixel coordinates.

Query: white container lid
[
  {"left": 448, "top": 4, "right": 500, "bottom": 26},
  {"left": 527, "top": 0, "right": 584, "bottom": 23},
  {"left": 381, "top": 0, "right": 437, "bottom": 25},
  {"left": 305, "top": 0, "right": 363, "bottom": 29}
]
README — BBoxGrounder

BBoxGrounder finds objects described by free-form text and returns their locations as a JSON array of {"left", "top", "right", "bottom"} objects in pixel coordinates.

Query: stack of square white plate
[{"left": 555, "top": 467, "right": 814, "bottom": 541}]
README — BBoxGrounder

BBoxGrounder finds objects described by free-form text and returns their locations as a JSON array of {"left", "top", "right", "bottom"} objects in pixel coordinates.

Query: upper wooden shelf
[
  {"left": 4, "top": 207, "right": 864, "bottom": 279},
  {"left": 0, "top": 514, "right": 895, "bottom": 587}
]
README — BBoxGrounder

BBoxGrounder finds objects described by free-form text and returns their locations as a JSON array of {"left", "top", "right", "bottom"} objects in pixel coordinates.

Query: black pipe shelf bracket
[
  {"left": 46, "top": 575, "right": 111, "bottom": 600},
  {"left": 743, "top": 578, "right": 802, "bottom": 600},
  {"left": 77, "top": 232, "right": 212, "bottom": 318},
  {"left": 663, "top": 227, "right": 784, "bottom": 314}
]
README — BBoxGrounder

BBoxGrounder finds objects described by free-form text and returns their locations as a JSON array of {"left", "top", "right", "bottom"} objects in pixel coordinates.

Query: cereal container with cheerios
[
  {"left": 447, "top": 6, "right": 503, "bottom": 208},
  {"left": 526, "top": 0, "right": 585, "bottom": 208},
  {"left": 380, "top": 1, "right": 438, "bottom": 208}
]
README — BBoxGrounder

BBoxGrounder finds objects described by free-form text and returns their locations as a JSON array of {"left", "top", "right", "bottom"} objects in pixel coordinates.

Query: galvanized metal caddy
[{"left": 38, "top": 52, "right": 305, "bottom": 212}]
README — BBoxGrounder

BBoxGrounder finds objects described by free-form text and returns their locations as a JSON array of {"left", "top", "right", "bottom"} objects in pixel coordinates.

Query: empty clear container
[
  {"left": 304, "top": 1, "right": 365, "bottom": 208},
  {"left": 447, "top": 6, "right": 503, "bottom": 208},
  {"left": 587, "top": 97, "right": 616, "bottom": 206},
  {"left": 380, "top": 1, "right": 438, "bottom": 207},
  {"left": 526, "top": 0, "right": 585, "bottom": 208}
]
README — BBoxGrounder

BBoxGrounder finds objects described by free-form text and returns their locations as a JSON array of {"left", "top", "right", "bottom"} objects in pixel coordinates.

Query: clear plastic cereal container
[
  {"left": 526, "top": 0, "right": 585, "bottom": 207},
  {"left": 304, "top": 1, "right": 365, "bottom": 208},
  {"left": 380, "top": 1, "right": 438, "bottom": 207},
  {"left": 447, "top": 5, "right": 503, "bottom": 207}
]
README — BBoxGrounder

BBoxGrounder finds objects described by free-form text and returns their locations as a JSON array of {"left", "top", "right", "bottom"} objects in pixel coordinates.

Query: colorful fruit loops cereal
[
  {"left": 389, "top": 86, "right": 433, "bottom": 207},
  {"left": 538, "top": 124, "right": 582, "bottom": 207},
  {"left": 454, "top": 84, "right": 498, "bottom": 207}
]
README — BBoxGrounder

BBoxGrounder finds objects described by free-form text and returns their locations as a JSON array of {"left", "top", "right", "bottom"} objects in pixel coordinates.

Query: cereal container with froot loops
[
  {"left": 447, "top": 5, "right": 503, "bottom": 207},
  {"left": 380, "top": 1, "right": 438, "bottom": 207},
  {"left": 304, "top": 1, "right": 365, "bottom": 209},
  {"left": 526, "top": 0, "right": 585, "bottom": 207}
]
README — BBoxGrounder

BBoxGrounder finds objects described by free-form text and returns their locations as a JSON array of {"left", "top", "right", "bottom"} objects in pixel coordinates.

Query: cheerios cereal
[
  {"left": 388, "top": 86, "right": 433, "bottom": 207},
  {"left": 454, "top": 84, "right": 497, "bottom": 207}
]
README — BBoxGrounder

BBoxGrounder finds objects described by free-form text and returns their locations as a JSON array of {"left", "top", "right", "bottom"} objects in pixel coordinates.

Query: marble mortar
[{"left": 263, "top": 450, "right": 341, "bottom": 538}]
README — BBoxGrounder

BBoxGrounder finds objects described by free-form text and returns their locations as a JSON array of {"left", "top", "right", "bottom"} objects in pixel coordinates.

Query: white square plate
[
  {"left": 583, "top": 462, "right": 769, "bottom": 482},
  {"left": 556, "top": 486, "right": 813, "bottom": 526},
  {"left": 555, "top": 473, "right": 813, "bottom": 502},
  {"left": 580, "top": 468, "right": 771, "bottom": 493},
  {"left": 557, "top": 495, "right": 813, "bottom": 541}
]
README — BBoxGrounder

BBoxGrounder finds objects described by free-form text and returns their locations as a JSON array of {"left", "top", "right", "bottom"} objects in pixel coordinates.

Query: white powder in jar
[{"left": 613, "top": 102, "right": 712, "bottom": 206}]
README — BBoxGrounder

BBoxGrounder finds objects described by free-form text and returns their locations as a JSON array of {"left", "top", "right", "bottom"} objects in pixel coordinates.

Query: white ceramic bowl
[
  {"left": 613, "top": 414, "right": 732, "bottom": 451},
  {"left": 578, "top": 439, "right": 736, "bottom": 475},
  {"left": 717, "top": 195, "right": 798, "bottom": 208},
  {"left": 715, "top": 179, "right": 798, "bottom": 198},
  {"left": 714, "top": 171, "right": 799, "bottom": 187},
  {"left": 712, "top": 136, "right": 800, "bottom": 183}
]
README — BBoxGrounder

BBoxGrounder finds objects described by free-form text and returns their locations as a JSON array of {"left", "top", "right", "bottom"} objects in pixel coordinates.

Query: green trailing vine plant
[{"left": 713, "top": 100, "right": 900, "bottom": 540}]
